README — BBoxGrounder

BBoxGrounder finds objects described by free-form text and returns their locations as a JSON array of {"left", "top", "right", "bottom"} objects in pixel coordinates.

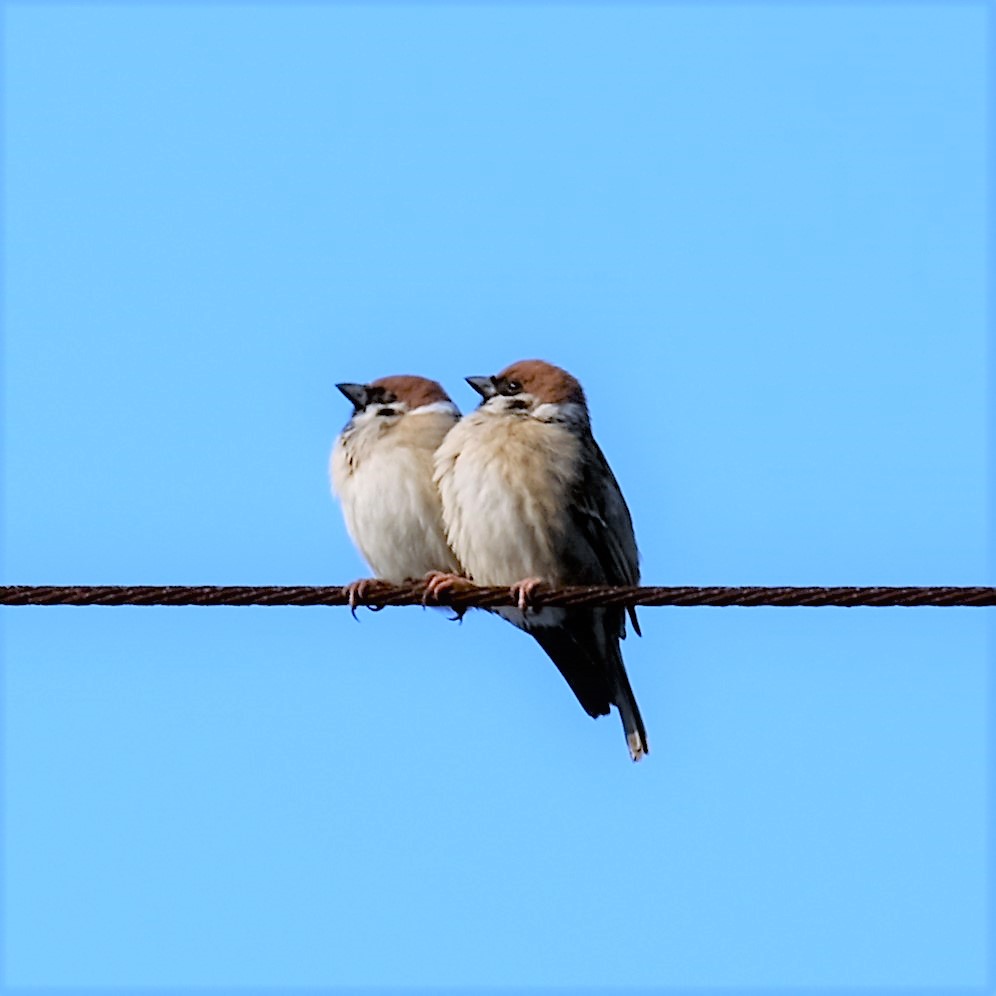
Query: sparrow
[
  {"left": 330, "top": 375, "right": 462, "bottom": 604},
  {"left": 431, "top": 359, "right": 648, "bottom": 761}
]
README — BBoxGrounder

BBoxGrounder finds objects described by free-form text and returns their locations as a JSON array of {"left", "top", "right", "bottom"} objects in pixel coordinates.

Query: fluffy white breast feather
[{"left": 434, "top": 409, "right": 581, "bottom": 587}]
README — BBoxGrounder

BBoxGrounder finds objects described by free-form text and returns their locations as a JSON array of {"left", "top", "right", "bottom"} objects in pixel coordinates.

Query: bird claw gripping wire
[
  {"left": 509, "top": 577, "right": 545, "bottom": 612},
  {"left": 343, "top": 578, "right": 387, "bottom": 618},
  {"left": 421, "top": 571, "right": 476, "bottom": 609}
]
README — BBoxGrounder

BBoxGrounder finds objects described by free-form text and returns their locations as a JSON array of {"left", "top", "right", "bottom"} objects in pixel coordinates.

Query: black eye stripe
[
  {"left": 496, "top": 378, "right": 523, "bottom": 397},
  {"left": 365, "top": 387, "right": 398, "bottom": 405}
]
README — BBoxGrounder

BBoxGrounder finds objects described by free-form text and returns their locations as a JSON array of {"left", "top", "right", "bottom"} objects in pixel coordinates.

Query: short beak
[
  {"left": 336, "top": 382, "right": 369, "bottom": 411},
  {"left": 465, "top": 376, "right": 497, "bottom": 400}
]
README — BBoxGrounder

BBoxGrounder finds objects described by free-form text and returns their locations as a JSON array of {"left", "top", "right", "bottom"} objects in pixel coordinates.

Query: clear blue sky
[{"left": 1, "top": 2, "right": 990, "bottom": 992}]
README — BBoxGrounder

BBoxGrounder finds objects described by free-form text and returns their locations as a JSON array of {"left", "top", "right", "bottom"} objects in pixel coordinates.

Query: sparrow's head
[
  {"left": 465, "top": 360, "right": 588, "bottom": 425},
  {"left": 336, "top": 375, "right": 458, "bottom": 430}
]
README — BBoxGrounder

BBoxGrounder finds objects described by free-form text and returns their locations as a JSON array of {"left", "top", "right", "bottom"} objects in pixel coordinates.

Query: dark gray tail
[
  {"left": 608, "top": 640, "right": 649, "bottom": 761},
  {"left": 528, "top": 611, "right": 648, "bottom": 761},
  {"left": 530, "top": 624, "right": 613, "bottom": 719}
]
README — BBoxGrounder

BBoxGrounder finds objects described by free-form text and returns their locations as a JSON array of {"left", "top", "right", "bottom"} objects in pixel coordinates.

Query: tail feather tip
[{"left": 627, "top": 731, "right": 649, "bottom": 762}]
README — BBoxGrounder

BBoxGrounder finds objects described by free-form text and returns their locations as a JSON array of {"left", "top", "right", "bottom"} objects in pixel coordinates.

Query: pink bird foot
[
  {"left": 510, "top": 577, "right": 546, "bottom": 612},
  {"left": 343, "top": 578, "right": 385, "bottom": 618},
  {"left": 422, "top": 571, "right": 476, "bottom": 607}
]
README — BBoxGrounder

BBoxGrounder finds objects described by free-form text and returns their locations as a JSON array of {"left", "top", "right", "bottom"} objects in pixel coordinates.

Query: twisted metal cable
[{"left": 1, "top": 583, "right": 994, "bottom": 608}]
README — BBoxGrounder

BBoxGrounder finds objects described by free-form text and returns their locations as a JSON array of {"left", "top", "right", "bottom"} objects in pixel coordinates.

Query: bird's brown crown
[
  {"left": 496, "top": 360, "right": 586, "bottom": 406},
  {"left": 369, "top": 375, "right": 452, "bottom": 409}
]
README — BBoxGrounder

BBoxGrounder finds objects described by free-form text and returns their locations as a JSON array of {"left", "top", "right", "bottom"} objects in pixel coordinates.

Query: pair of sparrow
[{"left": 330, "top": 359, "right": 648, "bottom": 761}]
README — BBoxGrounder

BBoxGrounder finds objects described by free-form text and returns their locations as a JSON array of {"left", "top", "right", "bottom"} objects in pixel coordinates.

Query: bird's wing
[{"left": 568, "top": 433, "right": 642, "bottom": 635}]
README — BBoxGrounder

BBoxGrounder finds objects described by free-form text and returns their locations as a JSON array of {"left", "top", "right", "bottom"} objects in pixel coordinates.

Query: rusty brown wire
[{"left": 1, "top": 583, "right": 994, "bottom": 608}]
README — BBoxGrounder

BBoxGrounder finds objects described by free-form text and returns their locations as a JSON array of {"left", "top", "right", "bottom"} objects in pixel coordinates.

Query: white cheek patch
[
  {"left": 410, "top": 400, "right": 460, "bottom": 418},
  {"left": 531, "top": 401, "right": 586, "bottom": 424},
  {"left": 486, "top": 393, "right": 536, "bottom": 414},
  {"left": 351, "top": 403, "right": 407, "bottom": 426}
]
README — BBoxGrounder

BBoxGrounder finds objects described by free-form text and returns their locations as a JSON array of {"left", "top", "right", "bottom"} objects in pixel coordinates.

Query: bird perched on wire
[
  {"left": 430, "top": 359, "right": 648, "bottom": 761},
  {"left": 331, "top": 375, "right": 462, "bottom": 607}
]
